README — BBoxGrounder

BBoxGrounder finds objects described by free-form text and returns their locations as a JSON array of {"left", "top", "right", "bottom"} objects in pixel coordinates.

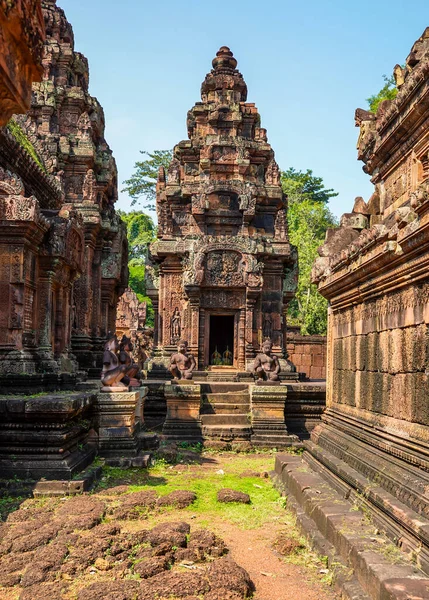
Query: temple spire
[{"left": 201, "top": 46, "right": 247, "bottom": 103}]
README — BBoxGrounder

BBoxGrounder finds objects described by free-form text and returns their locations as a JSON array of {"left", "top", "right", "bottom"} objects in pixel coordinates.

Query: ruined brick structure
[
  {"left": 0, "top": 0, "right": 128, "bottom": 379},
  {"left": 286, "top": 331, "right": 327, "bottom": 379},
  {"left": 0, "top": 0, "right": 45, "bottom": 125},
  {"left": 147, "top": 47, "right": 297, "bottom": 375},
  {"left": 275, "top": 27, "right": 429, "bottom": 596}
]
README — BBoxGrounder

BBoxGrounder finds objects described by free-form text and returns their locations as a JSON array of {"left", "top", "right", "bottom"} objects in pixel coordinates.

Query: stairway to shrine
[{"left": 200, "top": 384, "right": 251, "bottom": 441}]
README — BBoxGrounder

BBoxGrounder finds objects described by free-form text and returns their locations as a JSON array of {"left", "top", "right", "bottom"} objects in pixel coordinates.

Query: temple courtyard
[
  {"left": 0, "top": 1, "right": 429, "bottom": 599},
  {"left": 0, "top": 450, "right": 339, "bottom": 600}
]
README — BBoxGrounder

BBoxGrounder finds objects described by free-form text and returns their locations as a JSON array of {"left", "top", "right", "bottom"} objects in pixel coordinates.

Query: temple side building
[
  {"left": 147, "top": 47, "right": 297, "bottom": 375},
  {"left": 275, "top": 27, "right": 429, "bottom": 596},
  {"left": 0, "top": 0, "right": 128, "bottom": 382}
]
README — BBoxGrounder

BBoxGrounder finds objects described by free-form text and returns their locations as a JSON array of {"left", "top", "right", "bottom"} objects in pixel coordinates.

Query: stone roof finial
[{"left": 212, "top": 46, "right": 237, "bottom": 71}]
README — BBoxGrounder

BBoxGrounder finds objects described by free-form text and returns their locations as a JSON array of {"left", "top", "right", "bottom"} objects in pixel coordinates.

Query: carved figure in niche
[
  {"left": 170, "top": 307, "right": 181, "bottom": 343},
  {"left": 238, "top": 188, "right": 252, "bottom": 211},
  {"left": 169, "top": 340, "right": 196, "bottom": 380},
  {"left": 138, "top": 302, "right": 147, "bottom": 329},
  {"left": 275, "top": 207, "right": 287, "bottom": 240},
  {"left": 211, "top": 346, "right": 223, "bottom": 365},
  {"left": 101, "top": 333, "right": 128, "bottom": 391},
  {"left": 253, "top": 338, "right": 281, "bottom": 383},
  {"left": 265, "top": 160, "right": 280, "bottom": 185},
  {"left": 241, "top": 254, "right": 263, "bottom": 288},
  {"left": 223, "top": 346, "right": 233, "bottom": 366},
  {"left": 263, "top": 313, "right": 273, "bottom": 339},
  {"left": 119, "top": 335, "right": 142, "bottom": 387},
  {"left": 82, "top": 169, "right": 97, "bottom": 202},
  {"left": 167, "top": 158, "right": 180, "bottom": 184}
]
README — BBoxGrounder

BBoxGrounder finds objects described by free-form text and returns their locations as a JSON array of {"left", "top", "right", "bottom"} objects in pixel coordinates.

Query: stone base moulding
[
  {"left": 250, "top": 384, "right": 300, "bottom": 448},
  {"left": 96, "top": 387, "right": 147, "bottom": 457},
  {"left": 162, "top": 383, "right": 202, "bottom": 443},
  {"left": 273, "top": 452, "right": 429, "bottom": 600},
  {"left": 0, "top": 392, "right": 96, "bottom": 480}
]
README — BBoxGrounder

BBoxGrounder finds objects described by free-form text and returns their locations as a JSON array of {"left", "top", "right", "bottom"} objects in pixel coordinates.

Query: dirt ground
[{"left": 0, "top": 450, "right": 339, "bottom": 600}]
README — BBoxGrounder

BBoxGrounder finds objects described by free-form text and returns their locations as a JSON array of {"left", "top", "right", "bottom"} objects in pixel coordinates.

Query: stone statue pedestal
[
  {"left": 250, "top": 384, "right": 300, "bottom": 448},
  {"left": 96, "top": 388, "right": 147, "bottom": 457},
  {"left": 162, "top": 383, "right": 202, "bottom": 443},
  {"left": 255, "top": 379, "right": 281, "bottom": 386}
]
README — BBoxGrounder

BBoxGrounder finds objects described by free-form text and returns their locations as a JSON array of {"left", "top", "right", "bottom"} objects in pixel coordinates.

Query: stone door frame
[{"left": 203, "top": 308, "right": 240, "bottom": 369}]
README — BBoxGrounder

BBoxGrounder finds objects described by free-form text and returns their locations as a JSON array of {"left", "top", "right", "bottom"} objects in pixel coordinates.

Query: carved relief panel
[{"left": 204, "top": 250, "right": 243, "bottom": 287}]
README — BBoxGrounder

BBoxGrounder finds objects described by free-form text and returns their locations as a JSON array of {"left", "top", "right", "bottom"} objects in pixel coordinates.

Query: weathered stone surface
[
  {"left": 0, "top": 391, "right": 96, "bottom": 479},
  {"left": 116, "top": 287, "right": 152, "bottom": 367},
  {"left": 147, "top": 46, "right": 297, "bottom": 378},
  {"left": 96, "top": 388, "right": 147, "bottom": 457},
  {"left": 287, "top": 27, "right": 429, "bottom": 595},
  {"left": 162, "top": 384, "right": 202, "bottom": 442},
  {"left": 217, "top": 489, "right": 251, "bottom": 504},
  {"left": 0, "top": 0, "right": 45, "bottom": 125},
  {"left": 0, "top": 0, "right": 127, "bottom": 383},
  {"left": 250, "top": 384, "right": 299, "bottom": 447}
]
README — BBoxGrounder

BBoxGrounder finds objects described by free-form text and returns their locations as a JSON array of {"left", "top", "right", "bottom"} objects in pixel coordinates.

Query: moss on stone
[{"left": 6, "top": 119, "right": 47, "bottom": 173}]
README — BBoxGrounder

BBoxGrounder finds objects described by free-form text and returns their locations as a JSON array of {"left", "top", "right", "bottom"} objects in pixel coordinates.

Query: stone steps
[
  {"left": 273, "top": 453, "right": 429, "bottom": 600},
  {"left": 201, "top": 402, "right": 250, "bottom": 414},
  {"left": 201, "top": 414, "right": 250, "bottom": 426},
  {"left": 200, "top": 383, "right": 249, "bottom": 393},
  {"left": 201, "top": 388, "right": 251, "bottom": 440},
  {"left": 201, "top": 424, "right": 252, "bottom": 440},
  {"left": 202, "top": 392, "right": 250, "bottom": 405}
]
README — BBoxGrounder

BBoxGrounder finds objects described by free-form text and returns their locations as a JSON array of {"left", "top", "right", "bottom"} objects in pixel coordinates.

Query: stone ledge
[{"left": 273, "top": 453, "right": 429, "bottom": 600}]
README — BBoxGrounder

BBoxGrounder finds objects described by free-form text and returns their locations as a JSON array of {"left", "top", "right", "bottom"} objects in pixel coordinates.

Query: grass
[{"left": 98, "top": 454, "right": 283, "bottom": 530}]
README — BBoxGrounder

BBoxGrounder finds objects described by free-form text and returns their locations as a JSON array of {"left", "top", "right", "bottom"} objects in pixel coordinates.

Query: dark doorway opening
[{"left": 209, "top": 315, "right": 234, "bottom": 366}]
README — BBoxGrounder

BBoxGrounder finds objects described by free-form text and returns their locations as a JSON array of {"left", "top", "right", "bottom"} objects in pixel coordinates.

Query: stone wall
[
  {"left": 306, "top": 26, "right": 429, "bottom": 575},
  {"left": 286, "top": 333, "right": 326, "bottom": 379}
]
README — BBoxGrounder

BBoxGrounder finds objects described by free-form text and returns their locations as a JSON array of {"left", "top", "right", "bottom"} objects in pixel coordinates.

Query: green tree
[
  {"left": 122, "top": 149, "right": 173, "bottom": 209},
  {"left": 281, "top": 168, "right": 338, "bottom": 205},
  {"left": 119, "top": 210, "right": 156, "bottom": 326},
  {"left": 118, "top": 210, "right": 156, "bottom": 259},
  {"left": 366, "top": 74, "right": 398, "bottom": 114},
  {"left": 282, "top": 172, "right": 338, "bottom": 335}
]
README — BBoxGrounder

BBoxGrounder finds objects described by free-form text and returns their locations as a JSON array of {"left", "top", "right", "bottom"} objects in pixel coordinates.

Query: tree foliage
[
  {"left": 119, "top": 210, "right": 156, "bottom": 326},
  {"left": 366, "top": 74, "right": 398, "bottom": 114},
  {"left": 281, "top": 168, "right": 338, "bottom": 205},
  {"left": 282, "top": 169, "right": 338, "bottom": 335},
  {"left": 117, "top": 210, "right": 156, "bottom": 260},
  {"left": 122, "top": 150, "right": 173, "bottom": 209}
]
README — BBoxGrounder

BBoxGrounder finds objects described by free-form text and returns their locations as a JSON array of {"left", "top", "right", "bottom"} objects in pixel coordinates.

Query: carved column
[
  {"left": 245, "top": 295, "right": 256, "bottom": 360},
  {"left": 238, "top": 307, "right": 246, "bottom": 370},
  {"left": 38, "top": 270, "right": 54, "bottom": 348},
  {"left": 198, "top": 308, "right": 206, "bottom": 369},
  {"left": 189, "top": 297, "right": 200, "bottom": 357}
]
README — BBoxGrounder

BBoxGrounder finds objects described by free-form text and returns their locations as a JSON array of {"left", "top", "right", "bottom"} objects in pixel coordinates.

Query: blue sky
[{"left": 60, "top": 0, "right": 429, "bottom": 218}]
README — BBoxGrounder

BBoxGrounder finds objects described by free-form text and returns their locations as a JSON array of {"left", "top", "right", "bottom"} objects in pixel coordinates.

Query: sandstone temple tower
[{"left": 147, "top": 47, "right": 297, "bottom": 374}]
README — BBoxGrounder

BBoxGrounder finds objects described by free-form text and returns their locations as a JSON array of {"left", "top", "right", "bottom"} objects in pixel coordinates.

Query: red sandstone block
[
  {"left": 301, "top": 354, "right": 312, "bottom": 367},
  {"left": 311, "top": 366, "right": 324, "bottom": 379},
  {"left": 312, "top": 354, "right": 325, "bottom": 367}
]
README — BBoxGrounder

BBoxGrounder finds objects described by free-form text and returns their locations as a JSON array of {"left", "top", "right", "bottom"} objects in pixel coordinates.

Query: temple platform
[{"left": 144, "top": 379, "right": 326, "bottom": 447}]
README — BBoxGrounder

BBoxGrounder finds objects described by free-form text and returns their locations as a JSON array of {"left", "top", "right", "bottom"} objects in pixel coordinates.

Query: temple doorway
[{"left": 209, "top": 315, "right": 235, "bottom": 366}]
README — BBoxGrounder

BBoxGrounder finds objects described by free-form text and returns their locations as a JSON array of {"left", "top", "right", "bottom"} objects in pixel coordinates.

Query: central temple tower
[{"left": 147, "top": 47, "right": 297, "bottom": 373}]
